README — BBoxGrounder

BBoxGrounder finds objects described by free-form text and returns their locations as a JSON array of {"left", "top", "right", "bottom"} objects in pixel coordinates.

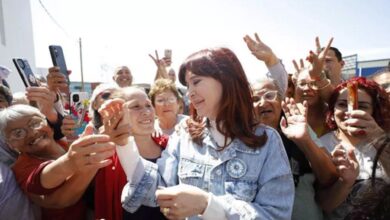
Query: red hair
[
  {"left": 326, "top": 77, "right": 390, "bottom": 130},
  {"left": 178, "top": 48, "right": 267, "bottom": 149}
]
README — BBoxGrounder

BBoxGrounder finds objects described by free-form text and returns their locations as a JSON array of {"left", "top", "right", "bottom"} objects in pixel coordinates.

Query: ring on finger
[{"left": 162, "top": 207, "right": 170, "bottom": 216}]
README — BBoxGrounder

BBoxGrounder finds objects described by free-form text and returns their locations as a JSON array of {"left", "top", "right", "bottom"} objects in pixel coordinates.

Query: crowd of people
[{"left": 0, "top": 33, "right": 390, "bottom": 220}]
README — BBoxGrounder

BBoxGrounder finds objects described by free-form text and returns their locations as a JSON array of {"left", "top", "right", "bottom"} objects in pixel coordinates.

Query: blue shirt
[
  {"left": 0, "top": 162, "right": 38, "bottom": 219},
  {"left": 122, "top": 124, "right": 294, "bottom": 220}
]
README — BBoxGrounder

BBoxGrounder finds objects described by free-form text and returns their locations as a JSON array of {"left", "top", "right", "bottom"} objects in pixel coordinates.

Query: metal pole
[{"left": 79, "top": 37, "right": 84, "bottom": 91}]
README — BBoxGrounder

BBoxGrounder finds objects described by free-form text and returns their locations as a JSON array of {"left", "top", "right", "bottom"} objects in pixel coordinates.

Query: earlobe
[{"left": 340, "top": 60, "right": 345, "bottom": 68}]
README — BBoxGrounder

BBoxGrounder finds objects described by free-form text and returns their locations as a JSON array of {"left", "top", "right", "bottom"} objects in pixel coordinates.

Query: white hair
[
  {"left": 0, "top": 104, "right": 45, "bottom": 139},
  {"left": 252, "top": 76, "right": 285, "bottom": 100}
]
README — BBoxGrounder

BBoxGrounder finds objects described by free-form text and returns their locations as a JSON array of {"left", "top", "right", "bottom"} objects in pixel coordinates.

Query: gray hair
[
  {"left": 0, "top": 104, "right": 45, "bottom": 139},
  {"left": 252, "top": 76, "right": 285, "bottom": 100}
]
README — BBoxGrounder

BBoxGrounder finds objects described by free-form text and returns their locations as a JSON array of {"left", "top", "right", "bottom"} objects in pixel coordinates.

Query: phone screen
[{"left": 12, "top": 58, "right": 39, "bottom": 87}]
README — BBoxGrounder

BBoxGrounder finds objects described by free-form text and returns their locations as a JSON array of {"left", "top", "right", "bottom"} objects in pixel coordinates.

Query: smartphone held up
[
  {"left": 49, "top": 45, "right": 70, "bottom": 85},
  {"left": 12, "top": 58, "right": 40, "bottom": 87}
]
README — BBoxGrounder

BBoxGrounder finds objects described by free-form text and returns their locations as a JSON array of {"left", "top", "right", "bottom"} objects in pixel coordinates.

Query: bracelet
[{"left": 317, "top": 78, "right": 331, "bottom": 90}]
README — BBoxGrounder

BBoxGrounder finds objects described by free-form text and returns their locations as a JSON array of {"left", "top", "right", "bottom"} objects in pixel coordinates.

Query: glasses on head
[
  {"left": 155, "top": 96, "right": 177, "bottom": 105},
  {"left": 253, "top": 90, "right": 278, "bottom": 103},
  {"left": 296, "top": 80, "right": 318, "bottom": 90},
  {"left": 380, "top": 82, "right": 390, "bottom": 91},
  {"left": 99, "top": 91, "right": 111, "bottom": 100},
  {"left": 8, "top": 117, "right": 46, "bottom": 141}
]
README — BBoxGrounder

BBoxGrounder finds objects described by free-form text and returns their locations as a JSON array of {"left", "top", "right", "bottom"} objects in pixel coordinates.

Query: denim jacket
[{"left": 121, "top": 124, "right": 294, "bottom": 220}]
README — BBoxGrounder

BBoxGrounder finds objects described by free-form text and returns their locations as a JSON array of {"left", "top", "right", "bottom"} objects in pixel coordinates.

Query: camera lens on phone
[{"left": 72, "top": 94, "right": 80, "bottom": 103}]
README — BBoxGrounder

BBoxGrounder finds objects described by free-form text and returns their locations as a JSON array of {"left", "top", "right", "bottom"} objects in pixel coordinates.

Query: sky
[{"left": 30, "top": 0, "right": 390, "bottom": 85}]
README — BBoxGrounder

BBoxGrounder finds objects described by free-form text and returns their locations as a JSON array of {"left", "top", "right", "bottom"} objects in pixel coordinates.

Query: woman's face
[
  {"left": 185, "top": 71, "right": 222, "bottom": 120},
  {"left": 252, "top": 81, "right": 282, "bottom": 128},
  {"left": 333, "top": 88, "right": 373, "bottom": 133},
  {"left": 4, "top": 114, "right": 53, "bottom": 154},
  {"left": 125, "top": 91, "right": 155, "bottom": 135},
  {"left": 154, "top": 90, "right": 179, "bottom": 119},
  {"left": 294, "top": 70, "right": 321, "bottom": 106}
]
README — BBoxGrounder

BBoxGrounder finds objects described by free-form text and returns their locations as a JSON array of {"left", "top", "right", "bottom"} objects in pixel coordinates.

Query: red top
[
  {"left": 94, "top": 135, "right": 168, "bottom": 220},
  {"left": 12, "top": 153, "right": 86, "bottom": 220}
]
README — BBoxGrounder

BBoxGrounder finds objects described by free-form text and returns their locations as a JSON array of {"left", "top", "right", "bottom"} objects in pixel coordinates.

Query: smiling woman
[
  {"left": 118, "top": 47, "right": 294, "bottom": 220},
  {"left": 149, "top": 79, "right": 188, "bottom": 136},
  {"left": 318, "top": 77, "right": 390, "bottom": 219},
  {"left": 0, "top": 104, "right": 116, "bottom": 219}
]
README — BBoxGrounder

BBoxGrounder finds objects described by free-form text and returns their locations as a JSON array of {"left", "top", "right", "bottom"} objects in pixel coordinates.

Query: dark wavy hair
[
  {"left": 178, "top": 47, "right": 267, "bottom": 149},
  {"left": 345, "top": 134, "right": 390, "bottom": 220},
  {"left": 326, "top": 77, "right": 390, "bottom": 130}
]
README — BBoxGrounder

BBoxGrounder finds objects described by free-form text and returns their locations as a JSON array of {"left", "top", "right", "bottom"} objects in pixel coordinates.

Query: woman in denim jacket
[{"left": 117, "top": 47, "right": 294, "bottom": 220}]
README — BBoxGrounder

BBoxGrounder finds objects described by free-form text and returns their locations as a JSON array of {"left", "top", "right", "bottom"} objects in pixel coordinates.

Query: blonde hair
[{"left": 149, "top": 79, "right": 181, "bottom": 106}]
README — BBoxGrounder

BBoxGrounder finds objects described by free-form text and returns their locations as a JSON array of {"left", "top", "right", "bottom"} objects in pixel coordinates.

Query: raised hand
[
  {"left": 243, "top": 33, "right": 278, "bottom": 67},
  {"left": 149, "top": 50, "right": 169, "bottom": 79},
  {"left": 280, "top": 97, "right": 309, "bottom": 141},
  {"left": 98, "top": 98, "right": 131, "bottom": 146},
  {"left": 306, "top": 37, "right": 333, "bottom": 80},
  {"left": 156, "top": 184, "right": 209, "bottom": 219},
  {"left": 344, "top": 110, "right": 385, "bottom": 142},
  {"left": 26, "top": 86, "right": 58, "bottom": 122},
  {"left": 331, "top": 144, "right": 359, "bottom": 186},
  {"left": 46, "top": 67, "right": 69, "bottom": 92},
  {"left": 61, "top": 115, "right": 78, "bottom": 141},
  {"left": 292, "top": 59, "right": 305, "bottom": 74}
]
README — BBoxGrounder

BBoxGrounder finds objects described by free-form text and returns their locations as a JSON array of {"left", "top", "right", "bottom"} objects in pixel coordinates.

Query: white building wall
[
  {"left": 358, "top": 59, "right": 390, "bottom": 69},
  {"left": 0, "top": 0, "right": 35, "bottom": 92}
]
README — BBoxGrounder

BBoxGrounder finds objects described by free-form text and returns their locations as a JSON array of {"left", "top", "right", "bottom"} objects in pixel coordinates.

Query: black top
[{"left": 279, "top": 131, "right": 312, "bottom": 187}]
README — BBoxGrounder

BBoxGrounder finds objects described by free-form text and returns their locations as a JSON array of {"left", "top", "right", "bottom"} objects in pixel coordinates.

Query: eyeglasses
[
  {"left": 155, "top": 96, "right": 177, "bottom": 105},
  {"left": 296, "top": 80, "right": 318, "bottom": 90},
  {"left": 253, "top": 90, "right": 278, "bottom": 103},
  {"left": 8, "top": 117, "right": 46, "bottom": 141}
]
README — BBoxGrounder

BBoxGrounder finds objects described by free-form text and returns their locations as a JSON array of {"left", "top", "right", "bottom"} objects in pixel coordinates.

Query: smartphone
[
  {"left": 164, "top": 49, "right": 172, "bottom": 59},
  {"left": 49, "top": 45, "right": 70, "bottom": 84},
  {"left": 12, "top": 58, "right": 39, "bottom": 87},
  {"left": 70, "top": 91, "right": 90, "bottom": 135},
  {"left": 70, "top": 92, "right": 89, "bottom": 125}
]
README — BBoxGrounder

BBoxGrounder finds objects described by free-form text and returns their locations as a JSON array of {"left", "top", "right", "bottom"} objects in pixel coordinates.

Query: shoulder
[
  {"left": 254, "top": 124, "right": 281, "bottom": 140},
  {"left": 232, "top": 125, "right": 282, "bottom": 154}
]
